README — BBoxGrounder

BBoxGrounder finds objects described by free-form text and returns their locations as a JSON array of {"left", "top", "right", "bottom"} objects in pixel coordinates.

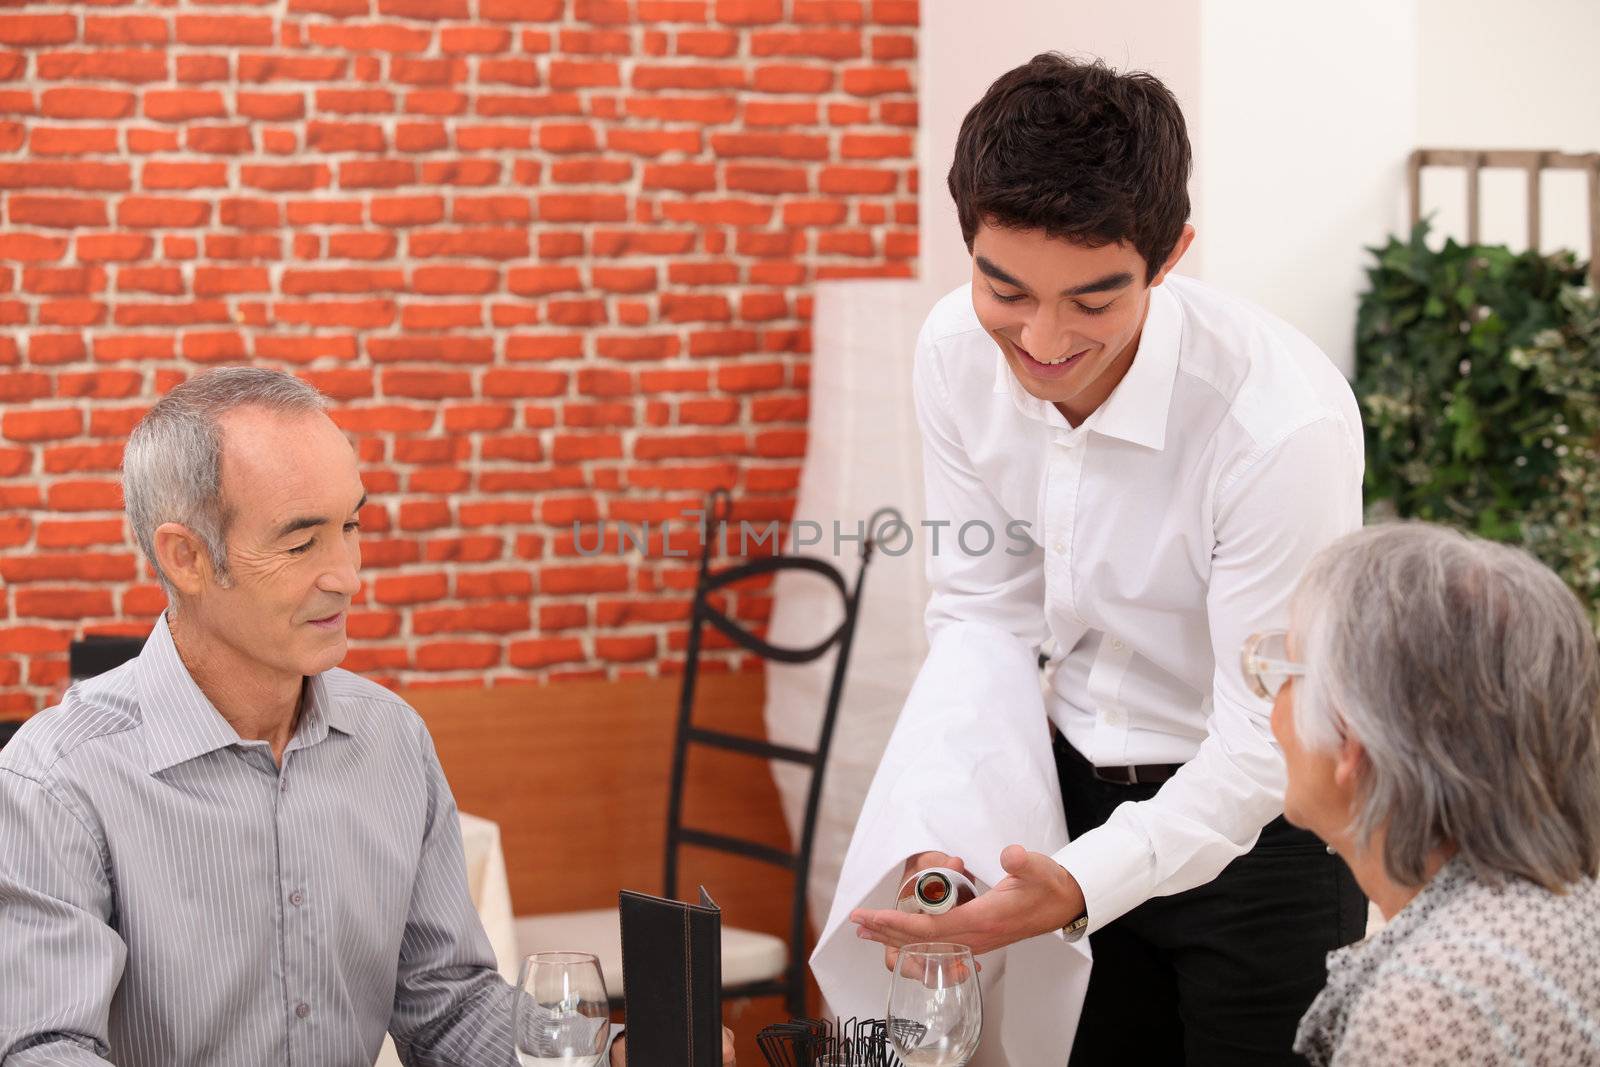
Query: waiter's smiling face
[{"left": 970, "top": 221, "right": 1193, "bottom": 425}]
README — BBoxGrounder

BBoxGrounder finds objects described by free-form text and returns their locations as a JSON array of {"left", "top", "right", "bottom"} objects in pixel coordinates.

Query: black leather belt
[
  {"left": 1053, "top": 729, "right": 1184, "bottom": 786},
  {"left": 1090, "top": 762, "right": 1182, "bottom": 785}
]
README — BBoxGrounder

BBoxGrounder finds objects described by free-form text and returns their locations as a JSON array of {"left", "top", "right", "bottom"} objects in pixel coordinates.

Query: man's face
[
  {"left": 186, "top": 407, "right": 365, "bottom": 681},
  {"left": 970, "top": 222, "right": 1179, "bottom": 424}
]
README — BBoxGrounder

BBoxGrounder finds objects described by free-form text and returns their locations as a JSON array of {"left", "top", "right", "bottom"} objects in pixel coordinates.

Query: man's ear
[
  {"left": 153, "top": 522, "right": 213, "bottom": 599},
  {"left": 1150, "top": 224, "right": 1196, "bottom": 287}
]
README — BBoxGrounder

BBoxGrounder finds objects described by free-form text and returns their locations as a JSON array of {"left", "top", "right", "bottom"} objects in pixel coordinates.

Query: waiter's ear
[{"left": 1149, "top": 224, "right": 1195, "bottom": 288}]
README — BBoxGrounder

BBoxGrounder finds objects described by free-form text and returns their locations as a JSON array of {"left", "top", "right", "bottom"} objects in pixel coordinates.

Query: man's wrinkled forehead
[{"left": 217, "top": 407, "right": 361, "bottom": 533}]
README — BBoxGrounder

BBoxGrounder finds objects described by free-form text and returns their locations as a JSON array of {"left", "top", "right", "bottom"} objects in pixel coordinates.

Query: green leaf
[{"left": 1356, "top": 220, "right": 1600, "bottom": 626}]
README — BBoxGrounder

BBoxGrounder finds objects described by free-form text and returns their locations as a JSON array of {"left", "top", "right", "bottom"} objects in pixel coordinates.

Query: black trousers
[{"left": 1056, "top": 735, "right": 1366, "bottom": 1066}]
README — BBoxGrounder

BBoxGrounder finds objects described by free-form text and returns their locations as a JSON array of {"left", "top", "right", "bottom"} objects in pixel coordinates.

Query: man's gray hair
[
  {"left": 123, "top": 367, "right": 328, "bottom": 599},
  {"left": 1290, "top": 522, "right": 1600, "bottom": 891}
]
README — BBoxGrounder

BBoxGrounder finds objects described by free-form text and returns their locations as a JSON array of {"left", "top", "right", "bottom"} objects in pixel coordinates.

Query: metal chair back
[{"left": 663, "top": 489, "right": 894, "bottom": 1017}]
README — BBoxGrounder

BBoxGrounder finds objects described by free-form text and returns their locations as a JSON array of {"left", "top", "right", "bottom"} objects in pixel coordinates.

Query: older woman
[{"left": 1243, "top": 523, "right": 1600, "bottom": 1065}]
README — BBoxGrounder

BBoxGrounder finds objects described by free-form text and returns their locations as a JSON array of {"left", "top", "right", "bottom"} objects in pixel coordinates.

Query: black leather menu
[{"left": 618, "top": 886, "right": 723, "bottom": 1067}]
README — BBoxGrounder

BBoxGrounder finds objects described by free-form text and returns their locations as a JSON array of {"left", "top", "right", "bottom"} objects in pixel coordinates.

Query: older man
[{"left": 0, "top": 369, "right": 723, "bottom": 1066}]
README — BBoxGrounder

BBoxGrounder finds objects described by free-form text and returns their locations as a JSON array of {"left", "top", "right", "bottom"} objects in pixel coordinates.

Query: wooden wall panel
[{"left": 399, "top": 671, "right": 807, "bottom": 1056}]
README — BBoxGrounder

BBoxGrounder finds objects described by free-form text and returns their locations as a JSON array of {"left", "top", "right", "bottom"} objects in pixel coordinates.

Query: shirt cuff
[{"left": 1051, "top": 818, "right": 1155, "bottom": 935}]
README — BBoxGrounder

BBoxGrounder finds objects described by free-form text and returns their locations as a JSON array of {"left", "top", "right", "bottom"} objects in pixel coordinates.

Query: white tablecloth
[{"left": 374, "top": 811, "right": 519, "bottom": 1067}]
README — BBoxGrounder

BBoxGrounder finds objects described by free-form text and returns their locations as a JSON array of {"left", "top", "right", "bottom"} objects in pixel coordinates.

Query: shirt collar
[
  {"left": 137, "top": 613, "right": 355, "bottom": 775},
  {"left": 292, "top": 671, "right": 356, "bottom": 748},
  {"left": 991, "top": 280, "right": 1182, "bottom": 450}
]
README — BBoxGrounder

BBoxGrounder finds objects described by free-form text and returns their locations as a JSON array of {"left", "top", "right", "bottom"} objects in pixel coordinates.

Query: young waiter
[{"left": 848, "top": 54, "right": 1368, "bottom": 1063}]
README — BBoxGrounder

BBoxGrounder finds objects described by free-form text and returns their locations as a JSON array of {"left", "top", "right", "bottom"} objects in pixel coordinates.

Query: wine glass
[
  {"left": 886, "top": 942, "right": 982, "bottom": 1067},
  {"left": 513, "top": 951, "right": 611, "bottom": 1067}
]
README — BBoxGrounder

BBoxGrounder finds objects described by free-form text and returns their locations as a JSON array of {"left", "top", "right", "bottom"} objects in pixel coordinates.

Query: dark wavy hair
[{"left": 947, "top": 53, "right": 1192, "bottom": 282}]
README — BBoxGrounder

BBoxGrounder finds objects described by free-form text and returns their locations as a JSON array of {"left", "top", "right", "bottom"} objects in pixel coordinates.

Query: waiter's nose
[{"left": 1020, "top": 302, "right": 1067, "bottom": 355}]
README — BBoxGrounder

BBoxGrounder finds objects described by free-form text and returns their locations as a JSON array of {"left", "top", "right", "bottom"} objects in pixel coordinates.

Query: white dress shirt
[{"left": 912, "top": 275, "right": 1363, "bottom": 932}]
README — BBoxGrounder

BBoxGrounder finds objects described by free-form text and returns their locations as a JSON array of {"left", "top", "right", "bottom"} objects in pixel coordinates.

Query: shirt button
[
  {"left": 289, "top": 890, "right": 304, "bottom": 907},
  {"left": 1111, "top": 638, "right": 1125, "bottom": 651},
  {"left": 279, "top": 778, "right": 288, "bottom": 793},
  {"left": 295, "top": 1003, "right": 310, "bottom": 1019},
  {"left": 1053, "top": 543, "right": 1065, "bottom": 554}
]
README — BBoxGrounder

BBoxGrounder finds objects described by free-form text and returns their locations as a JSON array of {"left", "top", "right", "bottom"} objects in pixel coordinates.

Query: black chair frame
[{"left": 662, "top": 488, "right": 895, "bottom": 1019}]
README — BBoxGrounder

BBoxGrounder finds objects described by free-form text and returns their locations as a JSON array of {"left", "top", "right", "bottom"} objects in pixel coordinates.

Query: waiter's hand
[
  {"left": 852, "top": 844, "right": 1085, "bottom": 968},
  {"left": 610, "top": 1026, "right": 736, "bottom": 1065}
]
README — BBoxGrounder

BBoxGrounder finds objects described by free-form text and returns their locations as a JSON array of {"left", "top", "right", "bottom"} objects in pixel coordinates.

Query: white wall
[
  {"left": 1415, "top": 0, "right": 1600, "bottom": 256},
  {"left": 1196, "top": 0, "right": 1417, "bottom": 375}
]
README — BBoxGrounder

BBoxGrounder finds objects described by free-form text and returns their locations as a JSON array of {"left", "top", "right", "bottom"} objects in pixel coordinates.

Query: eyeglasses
[{"left": 1240, "top": 630, "right": 1305, "bottom": 701}]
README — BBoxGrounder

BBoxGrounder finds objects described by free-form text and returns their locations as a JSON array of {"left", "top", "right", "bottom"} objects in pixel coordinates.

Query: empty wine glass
[
  {"left": 513, "top": 951, "right": 610, "bottom": 1066},
  {"left": 886, "top": 942, "right": 982, "bottom": 1067}
]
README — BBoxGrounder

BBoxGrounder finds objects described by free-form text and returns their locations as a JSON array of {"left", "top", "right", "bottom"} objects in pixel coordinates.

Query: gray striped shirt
[{"left": 0, "top": 614, "right": 521, "bottom": 1067}]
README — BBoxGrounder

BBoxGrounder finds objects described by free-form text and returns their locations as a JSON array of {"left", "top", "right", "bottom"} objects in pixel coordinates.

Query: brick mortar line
[{"left": 0, "top": 4, "right": 918, "bottom": 703}]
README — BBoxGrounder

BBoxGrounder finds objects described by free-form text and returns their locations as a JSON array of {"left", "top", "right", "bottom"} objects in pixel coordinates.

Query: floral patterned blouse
[{"left": 1295, "top": 857, "right": 1600, "bottom": 1066}]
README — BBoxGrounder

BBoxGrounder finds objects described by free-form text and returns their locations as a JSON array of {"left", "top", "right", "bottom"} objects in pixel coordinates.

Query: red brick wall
[{"left": 0, "top": 0, "right": 919, "bottom": 717}]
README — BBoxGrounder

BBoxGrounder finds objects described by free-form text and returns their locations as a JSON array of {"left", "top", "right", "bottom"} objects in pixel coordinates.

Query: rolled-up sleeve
[{"left": 0, "top": 768, "right": 125, "bottom": 1066}]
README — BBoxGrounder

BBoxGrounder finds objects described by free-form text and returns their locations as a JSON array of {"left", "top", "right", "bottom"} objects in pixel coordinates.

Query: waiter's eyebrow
[
  {"left": 975, "top": 255, "right": 1135, "bottom": 298},
  {"left": 975, "top": 256, "right": 1030, "bottom": 291},
  {"left": 1063, "top": 271, "right": 1135, "bottom": 296}
]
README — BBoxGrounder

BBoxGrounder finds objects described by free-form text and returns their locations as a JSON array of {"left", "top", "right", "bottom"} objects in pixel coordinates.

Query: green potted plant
[{"left": 1355, "top": 222, "right": 1600, "bottom": 624}]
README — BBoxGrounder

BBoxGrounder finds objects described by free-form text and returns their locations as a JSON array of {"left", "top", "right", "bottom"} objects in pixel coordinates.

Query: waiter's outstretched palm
[{"left": 851, "top": 844, "right": 1085, "bottom": 971}]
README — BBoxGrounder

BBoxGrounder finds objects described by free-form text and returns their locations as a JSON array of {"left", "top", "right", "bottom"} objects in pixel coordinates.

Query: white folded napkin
[{"left": 810, "top": 622, "right": 1091, "bottom": 1065}]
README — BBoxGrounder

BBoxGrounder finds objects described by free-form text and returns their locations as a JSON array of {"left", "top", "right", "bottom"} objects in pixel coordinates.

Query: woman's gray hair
[
  {"left": 1291, "top": 522, "right": 1600, "bottom": 891},
  {"left": 123, "top": 367, "right": 328, "bottom": 600}
]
